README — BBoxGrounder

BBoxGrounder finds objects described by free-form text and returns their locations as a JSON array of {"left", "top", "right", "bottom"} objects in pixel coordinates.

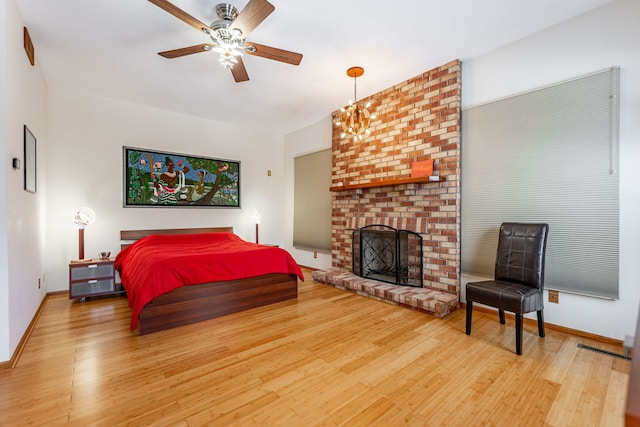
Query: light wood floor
[{"left": 0, "top": 269, "right": 630, "bottom": 426}]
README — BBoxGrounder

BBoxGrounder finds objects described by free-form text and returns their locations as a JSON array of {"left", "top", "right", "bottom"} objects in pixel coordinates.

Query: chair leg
[
  {"left": 515, "top": 314, "right": 523, "bottom": 355},
  {"left": 466, "top": 301, "right": 473, "bottom": 335},
  {"left": 499, "top": 309, "right": 505, "bottom": 324},
  {"left": 537, "top": 310, "right": 545, "bottom": 337}
]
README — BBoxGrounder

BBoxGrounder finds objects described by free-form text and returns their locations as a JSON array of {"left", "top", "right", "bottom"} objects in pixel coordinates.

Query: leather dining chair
[{"left": 465, "top": 222, "right": 549, "bottom": 355}]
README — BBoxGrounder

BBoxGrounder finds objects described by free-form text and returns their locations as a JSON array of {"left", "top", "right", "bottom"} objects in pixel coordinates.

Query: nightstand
[{"left": 69, "top": 258, "right": 121, "bottom": 301}]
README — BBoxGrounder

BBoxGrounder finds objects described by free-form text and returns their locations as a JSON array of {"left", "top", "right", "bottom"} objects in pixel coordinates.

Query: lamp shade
[{"left": 74, "top": 207, "right": 95, "bottom": 229}]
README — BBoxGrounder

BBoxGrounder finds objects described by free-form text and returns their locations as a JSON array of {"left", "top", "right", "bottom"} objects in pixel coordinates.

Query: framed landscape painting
[{"left": 123, "top": 147, "right": 240, "bottom": 208}]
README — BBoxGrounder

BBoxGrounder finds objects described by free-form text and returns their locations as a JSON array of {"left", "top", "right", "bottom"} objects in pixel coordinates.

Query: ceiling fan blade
[
  {"left": 244, "top": 42, "right": 303, "bottom": 65},
  {"left": 231, "top": 57, "right": 250, "bottom": 82},
  {"left": 148, "top": 0, "right": 210, "bottom": 33},
  {"left": 231, "top": 0, "right": 275, "bottom": 38},
  {"left": 158, "top": 44, "right": 213, "bottom": 59}
]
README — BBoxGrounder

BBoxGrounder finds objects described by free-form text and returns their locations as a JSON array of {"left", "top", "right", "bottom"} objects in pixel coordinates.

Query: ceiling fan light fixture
[
  {"left": 212, "top": 43, "right": 241, "bottom": 54},
  {"left": 337, "top": 66, "right": 374, "bottom": 141},
  {"left": 219, "top": 53, "right": 240, "bottom": 68},
  {"left": 207, "top": 3, "right": 247, "bottom": 69}
]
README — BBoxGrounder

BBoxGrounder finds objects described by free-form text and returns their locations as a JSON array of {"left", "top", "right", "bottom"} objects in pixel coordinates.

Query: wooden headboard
[{"left": 120, "top": 227, "right": 234, "bottom": 249}]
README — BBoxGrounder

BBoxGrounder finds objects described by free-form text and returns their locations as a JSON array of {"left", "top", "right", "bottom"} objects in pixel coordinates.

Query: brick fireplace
[{"left": 312, "top": 60, "right": 461, "bottom": 318}]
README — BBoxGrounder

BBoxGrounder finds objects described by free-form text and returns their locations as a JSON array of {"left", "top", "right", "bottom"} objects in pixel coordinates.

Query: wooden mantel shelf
[{"left": 330, "top": 175, "right": 446, "bottom": 192}]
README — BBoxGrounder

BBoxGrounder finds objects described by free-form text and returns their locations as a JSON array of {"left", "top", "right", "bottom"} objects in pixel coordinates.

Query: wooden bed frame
[{"left": 120, "top": 227, "right": 299, "bottom": 335}]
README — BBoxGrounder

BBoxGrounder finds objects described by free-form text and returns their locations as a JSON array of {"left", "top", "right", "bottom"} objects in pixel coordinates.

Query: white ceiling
[{"left": 16, "top": 0, "right": 612, "bottom": 135}]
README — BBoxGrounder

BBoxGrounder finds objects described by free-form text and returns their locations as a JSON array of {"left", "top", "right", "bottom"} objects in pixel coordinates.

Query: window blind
[
  {"left": 293, "top": 149, "right": 332, "bottom": 252},
  {"left": 461, "top": 67, "right": 620, "bottom": 299}
]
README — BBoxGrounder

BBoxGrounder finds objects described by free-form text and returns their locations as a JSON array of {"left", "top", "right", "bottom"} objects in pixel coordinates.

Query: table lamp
[{"left": 73, "top": 207, "right": 95, "bottom": 262}]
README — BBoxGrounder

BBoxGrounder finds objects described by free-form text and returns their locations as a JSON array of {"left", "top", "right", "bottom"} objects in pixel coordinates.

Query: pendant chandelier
[{"left": 336, "top": 66, "right": 376, "bottom": 141}]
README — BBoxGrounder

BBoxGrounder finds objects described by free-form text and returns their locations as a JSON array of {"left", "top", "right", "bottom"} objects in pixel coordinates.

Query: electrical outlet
[{"left": 548, "top": 290, "right": 559, "bottom": 304}]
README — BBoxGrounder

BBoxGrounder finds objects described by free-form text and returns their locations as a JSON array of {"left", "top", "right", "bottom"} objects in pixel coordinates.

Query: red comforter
[{"left": 115, "top": 232, "right": 304, "bottom": 330}]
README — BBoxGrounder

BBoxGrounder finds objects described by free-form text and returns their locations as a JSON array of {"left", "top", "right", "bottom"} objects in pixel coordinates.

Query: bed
[{"left": 116, "top": 227, "right": 303, "bottom": 335}]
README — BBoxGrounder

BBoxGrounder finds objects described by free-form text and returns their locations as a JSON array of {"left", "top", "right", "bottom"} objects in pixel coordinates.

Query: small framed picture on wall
[{"left": 24, "top": 125, "right": 36, "bottom": 193}]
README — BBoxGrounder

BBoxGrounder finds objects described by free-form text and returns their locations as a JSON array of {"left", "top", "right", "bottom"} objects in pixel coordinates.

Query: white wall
[
  {"left": 44, "top": 88, "right": 288, "bottom": 293},
  {"left": 1, "top": 0, "right": 48, "bottom": 361},
  {"left": 283, "top": 116, "right": 333, "bottom": 270},
  {"left": 0, "top": 0, "right": 9, "bottom": 362},
  {"left": 461, "top": 0, "right": 640, "bottom": 340}
]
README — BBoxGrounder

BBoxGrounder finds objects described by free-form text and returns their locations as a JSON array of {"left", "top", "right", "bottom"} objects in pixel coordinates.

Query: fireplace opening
[{"left": 352, "top": 225, "right": 423, "bottom": 287}]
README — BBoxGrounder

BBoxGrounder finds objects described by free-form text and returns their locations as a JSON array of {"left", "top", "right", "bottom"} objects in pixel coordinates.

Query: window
[
  {"left": 293, "top": 149, "right": 332, "bottom": 252},
  {"left": 461, "top": 67, "right": 620, "bottom": 299}
]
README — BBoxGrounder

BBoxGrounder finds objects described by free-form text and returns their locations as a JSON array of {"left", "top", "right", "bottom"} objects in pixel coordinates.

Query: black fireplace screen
[{"left": 352, "top": 225, "right": 423, "bottom": 287}]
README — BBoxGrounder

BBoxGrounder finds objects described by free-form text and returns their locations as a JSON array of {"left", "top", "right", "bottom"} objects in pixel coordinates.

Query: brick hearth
[
  {"left": 312, "top": 269, "right": 459, "bottom": 318},
  {"left": 313, "top": 60, "right": 462, "bottom": 318}
]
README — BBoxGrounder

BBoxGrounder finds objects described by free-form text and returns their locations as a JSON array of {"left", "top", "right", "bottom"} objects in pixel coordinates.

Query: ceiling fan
[{"left": 148, "top": 0, "right": 303, "bottom": 82}]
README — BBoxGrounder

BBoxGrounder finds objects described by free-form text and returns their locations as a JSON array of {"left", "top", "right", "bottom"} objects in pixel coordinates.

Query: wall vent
[{"left": 577, "top": 343, "right": 631, "bottom": 360}]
